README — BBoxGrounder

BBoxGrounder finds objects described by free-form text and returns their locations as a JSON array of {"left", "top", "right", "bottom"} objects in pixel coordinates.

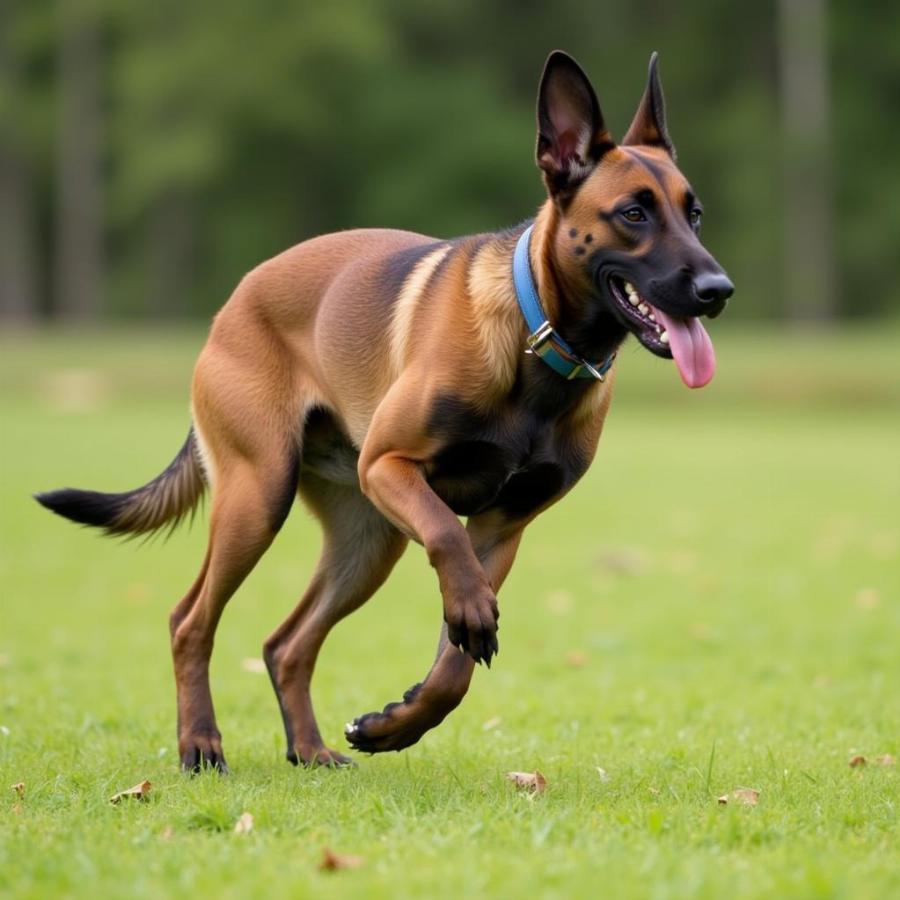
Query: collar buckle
[
  {"left": 525, "top": 320, "right": 555, "bottom": 355},
  {"left": 526, "top": 320, "right": 607, "bottom": 382}
]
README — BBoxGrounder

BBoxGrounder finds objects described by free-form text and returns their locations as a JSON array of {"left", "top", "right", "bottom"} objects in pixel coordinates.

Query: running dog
[{"left": 37, "top": 51, "right": 733, "bottom": 771}]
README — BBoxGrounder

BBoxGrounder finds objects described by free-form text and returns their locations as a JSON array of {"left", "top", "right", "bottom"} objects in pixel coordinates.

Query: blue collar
[{"left": 513, "top": 225, "right": 615, "bottom": 381}]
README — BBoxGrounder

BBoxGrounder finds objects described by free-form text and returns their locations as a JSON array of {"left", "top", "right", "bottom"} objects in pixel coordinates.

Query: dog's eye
[
  {"left": 690, "top": 208, "right": 703, "bottom": 228},
  {"left": 621, "top": 207, "right": 646, "bottom": 224}
]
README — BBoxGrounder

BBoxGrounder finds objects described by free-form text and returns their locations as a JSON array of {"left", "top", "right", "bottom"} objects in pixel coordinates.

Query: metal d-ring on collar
[{"left": 513, "top": 224, "right": 615, "bottom": 381}]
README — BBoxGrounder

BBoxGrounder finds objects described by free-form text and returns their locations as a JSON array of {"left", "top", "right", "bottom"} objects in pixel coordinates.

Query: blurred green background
[{"left": 1, "top": 0, "right": 898, "bottom": 323}]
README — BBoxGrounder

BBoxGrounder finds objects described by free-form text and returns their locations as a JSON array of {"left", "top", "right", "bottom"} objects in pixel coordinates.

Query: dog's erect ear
[
  {"left": 622, "top": 52, "right": 675, "bottom": 158},
  {"left": 536, "top": 51, "right": 615, "bottom": 197}
]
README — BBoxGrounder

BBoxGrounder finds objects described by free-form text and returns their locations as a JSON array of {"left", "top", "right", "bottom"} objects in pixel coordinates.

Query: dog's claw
[
  {"left": 179, "top": 731, "right": 229, "bottom": 774},
  {"left": 445, "top": 587, "right": 499, "bottom": 666},
  {"left": 448, "top": 626, "right": 498, "bottom": 666},
  {"left": 180, "top": 749, "right": 229, "bottom": 775},
  {"left": 287, "top": 745, "right": 356, "bottom": 768}
]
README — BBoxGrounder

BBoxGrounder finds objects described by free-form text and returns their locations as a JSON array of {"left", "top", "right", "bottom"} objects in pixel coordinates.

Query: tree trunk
[
  {"left": 0, "top": 2, "right": 39, "bottom": 324},
  {"left": 777, "top": 0, "right": 836, "bottom": 320},
  {"left": 148, "top": 190, "right": 196, "bottom": 317},
  {"left": 54, "top": 5, "right": 104, "bottom": 321}
]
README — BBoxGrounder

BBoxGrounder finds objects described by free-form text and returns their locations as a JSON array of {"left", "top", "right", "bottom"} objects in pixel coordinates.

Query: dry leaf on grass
[
  {"left": 109, "top": 780, "right": 152, "bottom": 804},
  {"left": 733, "top": 788, "right": 760, "bottom": 805},
  {"left": 11, "top": 782, "right": 24, "bottom": 798},
  {"left": 595, "top": 767, "right": 609, "bottom": 783},
  {"left": 319, "top": 847, "right": 364, "bottom": 871},
  {"left": 505, "top": 771, "right": 547, "bottom": 794},
  {"left": 565, "top": 651, "right": 588, "bottom": 668},
  {"left": 234, "top": 812, "right": 254, "bottom": 834},
  {"left": 596, "top": 547, "right": 647, "bottom": 575},
  {"left": 853, "top": 588, "right": 881, "bottom": 611},
  {"left": 482, "top": 716, "right": 502, "bottom": 732},
  {"left": 161, "top": 825, "right": 174, "bottom": 840},
  {"left": 718, "top": 788, "right": 759, "bottom": 806},
  {"left": 241, "top": 657, "right": 267, "bottom": 674},
  {"left": 849, "top": 754, "right": 895, "bottom": 768}
]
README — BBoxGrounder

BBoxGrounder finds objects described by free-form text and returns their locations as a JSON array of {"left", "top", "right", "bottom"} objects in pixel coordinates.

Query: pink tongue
[{"left": 651, "top": 307, "right": 716, "bottom": 389}]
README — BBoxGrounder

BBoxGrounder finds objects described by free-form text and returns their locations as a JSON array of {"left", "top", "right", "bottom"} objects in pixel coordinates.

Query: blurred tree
[
  {"left": 832, "top": 0, "right": 900, "bottom": 317},
  {"left": 107, "top": 0, "right": 390, "bottom": 315},
  {"left": 0, "top": 0, "right": 897, "bottom": 323},
  {"left": 54, "top": 0, "right": 104, "bottom": 320},
  {"left": 778, "top": 0, "right": 835, "bottom": 320},
  {"left": 0, "top": 1, "right": 39, "bottom": 323}
]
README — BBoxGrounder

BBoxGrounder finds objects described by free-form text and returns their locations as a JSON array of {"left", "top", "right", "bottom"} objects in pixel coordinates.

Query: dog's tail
[{"left": 34, "top": 428, "right": 207, "bottom": 538}]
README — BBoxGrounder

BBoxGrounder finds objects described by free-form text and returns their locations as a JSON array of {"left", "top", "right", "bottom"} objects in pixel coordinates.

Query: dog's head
[{"left": 535, "top": 51, "right": 733, "bottom": 388}]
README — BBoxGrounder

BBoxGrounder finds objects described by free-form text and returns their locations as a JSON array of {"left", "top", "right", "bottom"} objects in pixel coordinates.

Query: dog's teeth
[
  {"left": 624, "top": 281, "right": 636, "bottom": 296},
  {"left": 628, "top": 293, "right": 639, "bottom": 307},
  {"left": 638, "top": 303, "right": 649, "bottom": 315},
  {"left": 660, "top": 330, "right": 669, "bottom": 344},
  {"left": 648, "top": 312, "right": 656, "bottom": 322},
  {"left": 344, "top": 722, "right": 356, "bottom": 734}
]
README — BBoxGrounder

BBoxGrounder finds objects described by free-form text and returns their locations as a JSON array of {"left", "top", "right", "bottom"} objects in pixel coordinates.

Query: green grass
[{"left": 1, "top": 323, "right": 898, "bottom": 899}]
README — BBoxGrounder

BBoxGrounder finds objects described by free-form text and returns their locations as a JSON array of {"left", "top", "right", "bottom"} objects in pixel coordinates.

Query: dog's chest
[{"left": 424, "top": 396, "right": 579, "bottom": 518}]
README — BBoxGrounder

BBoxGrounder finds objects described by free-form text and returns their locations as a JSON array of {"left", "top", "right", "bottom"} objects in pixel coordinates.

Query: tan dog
[{"left": 37, "top": 51, "right": 732, "bottom": 771}]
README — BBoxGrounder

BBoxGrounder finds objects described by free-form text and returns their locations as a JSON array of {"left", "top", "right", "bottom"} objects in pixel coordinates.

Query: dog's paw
[
  {"left": 345, "top": 683, "right": 431, "bottom": 753},
  {"left": 445, "top": 586, "right": 499, "bottom": 666},
  {"left": 286, "top": 744, "right": 356, "bottom": 768},
  {"left": 179, "top": 732, "right": 229, "bottom": 774},
  {"left": 344, "top": 713, "right": 422, "bottom": 754}
]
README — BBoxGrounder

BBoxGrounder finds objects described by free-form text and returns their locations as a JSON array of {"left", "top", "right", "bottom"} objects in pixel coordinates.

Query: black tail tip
[
  {"left": 33, "top": 491, "right": 63, "bottom": 514},
  {"left": 33, "top": 488, "right": 126, "bottom": 529}
]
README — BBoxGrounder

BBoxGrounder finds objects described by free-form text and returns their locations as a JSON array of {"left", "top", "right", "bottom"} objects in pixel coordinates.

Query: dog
[{"left": 37, "top": 51, "right": 733, "bottom": 771}]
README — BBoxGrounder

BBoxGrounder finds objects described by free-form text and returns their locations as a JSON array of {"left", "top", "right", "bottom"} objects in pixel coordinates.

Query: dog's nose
[{"left": 693, "top": 272, "right": 734, "bottom": 304}]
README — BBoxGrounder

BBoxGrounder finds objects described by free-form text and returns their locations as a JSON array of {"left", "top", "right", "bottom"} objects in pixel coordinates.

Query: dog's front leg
[
  {"left": 360, "top": 450, "right": 499, "bottom": 665},
  {"left": 345, "top": 513, "right": 524, "bottom": 753}
]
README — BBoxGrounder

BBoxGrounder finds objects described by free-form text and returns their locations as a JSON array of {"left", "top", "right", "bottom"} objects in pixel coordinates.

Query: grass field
[{"left": 1, "top": 324, "right": 898, "bottom": 899}]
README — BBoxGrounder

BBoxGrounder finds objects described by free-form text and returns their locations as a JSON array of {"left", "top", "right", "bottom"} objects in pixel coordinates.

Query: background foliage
[{"left": 1, "top": 0, "right": 898, "bottom": 322}]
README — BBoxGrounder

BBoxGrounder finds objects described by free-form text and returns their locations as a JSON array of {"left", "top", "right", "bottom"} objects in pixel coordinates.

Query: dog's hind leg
[
  {"left": 169, "top": 332, "right": 307, "bottom": 772},
  {"left": 345, "top": 514, "right": 523, "bottom": 753},
  {"left": 169, "top": 451, "right": 298, "bottom": 772},
  {"left": 263, "top": 471, "right": 407, "bottom": 767}
]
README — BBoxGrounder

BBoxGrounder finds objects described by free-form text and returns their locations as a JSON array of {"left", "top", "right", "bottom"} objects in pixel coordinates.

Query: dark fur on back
[{"left": 35, "top": 429, "right": 206, "bottom": 537}]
